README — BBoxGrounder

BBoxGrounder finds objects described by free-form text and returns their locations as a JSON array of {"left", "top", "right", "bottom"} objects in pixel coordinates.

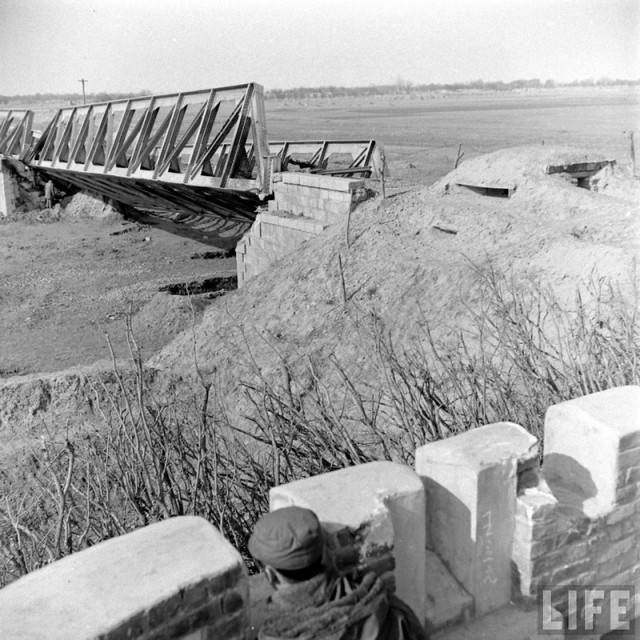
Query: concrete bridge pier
[{"left": 0, "top": 158, "right": 18, "bottom": 217}]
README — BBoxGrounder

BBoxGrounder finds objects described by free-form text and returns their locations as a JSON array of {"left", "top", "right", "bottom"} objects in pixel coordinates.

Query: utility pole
[{"left": 79, "top": 78, "right": 88, "bottom": 105}]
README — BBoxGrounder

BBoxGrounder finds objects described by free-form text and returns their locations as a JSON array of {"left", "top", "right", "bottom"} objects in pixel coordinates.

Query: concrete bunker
[{"left": 545, "top": 159, "right": 617, "bottom": 189}]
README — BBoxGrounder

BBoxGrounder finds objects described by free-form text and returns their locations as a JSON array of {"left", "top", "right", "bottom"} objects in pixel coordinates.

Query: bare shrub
[{"left": 0, "top": 269, "right": 637, "bottom": 585}]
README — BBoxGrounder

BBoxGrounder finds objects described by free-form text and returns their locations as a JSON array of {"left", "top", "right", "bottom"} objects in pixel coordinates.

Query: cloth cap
[{"left": 248, "top": 506, "right": 323, "bottom": 571}]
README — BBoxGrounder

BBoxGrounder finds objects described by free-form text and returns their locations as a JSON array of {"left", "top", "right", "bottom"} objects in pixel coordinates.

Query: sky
[{"left": 0, "top": 0, "right": 638, "bottom": 95}]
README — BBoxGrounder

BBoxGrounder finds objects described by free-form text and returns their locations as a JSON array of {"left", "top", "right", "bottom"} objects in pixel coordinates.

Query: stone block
[
  {"left": 432, "top": 602, "right": 564, "bottom": 640},
  {"left": 278, "top": 192, "right": 318, "bottom": 212},
  {"left": 260, "top": 212, "right": 326, "bottom": 234},
  {"left": 280, "top": 172, "right": 364, "bottom": 192},
  {"left": 236, "top": 213, "right": 325, "bottom": 285},
  {"left": 323, "top": 188, "right": 356, "bottom": 203},
  {"left": 543, "top": 386, "right": 640, "bottom": 519},
  {"left": 424, "top": 549, "right": 474, "bottom": 631},
  {"left": 0, "top": 516, "right": 249, "bottom": 640},
  {"left": 270, "top": 461, "right": 426, "bottom": 623},
  {"left": 415, "top": 422, "right": 538, "bottom": 615},
  {"left": 317, "top": 199, "right": 352, "bottom": 216}
]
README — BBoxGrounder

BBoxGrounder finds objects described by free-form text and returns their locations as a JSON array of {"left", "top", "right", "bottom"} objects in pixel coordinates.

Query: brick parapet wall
[
  {"left": 2, "top": 387, "right": 639, "bottom": 639},
  {"left": 511, "top": 386, "right": 640, "bottom": 635},
  {"left": 514, "top": 483, "right": 640, "bottom": 605},
  {"left": 323, "top": 521, "right": 397, "bottom": 593}
]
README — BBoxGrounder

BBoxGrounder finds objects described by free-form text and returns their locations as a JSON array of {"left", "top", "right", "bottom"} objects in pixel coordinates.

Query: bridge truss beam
[
  {"left": 2, "top": 85, "right": 382, "bottom": 247},
  {"left": 27, "top": 83, "right": 270, "bottom": 193},
  {"left": 0, "top": 110, "right": 34, "bottom": 161}
]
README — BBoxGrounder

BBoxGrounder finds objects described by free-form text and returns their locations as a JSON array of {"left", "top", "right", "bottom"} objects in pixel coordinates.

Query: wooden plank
[
  {"left": 188, "top": 100, "right": 242, "bottom": 180},
  {"left": 184, "top": 89, "right": 218, "bottom": 182},
  {"left": 67, "top": 105, "right": 93, "bottom": 168},
  {"left": 156, "top": 102, "right": 207, "bottom": 178},
  {"left": 220, "top": 85, "right": 255, "bottom": 187},
  {"left": 128, "top": 107, "right": 174, "bottom": 174},
  {"left": 85, "top": 104, "right": 111, "bottom": 169},
  {"left": 105, "top": 100, "right": 133, "bottom": 171},
  {"left": 127, "top": 98, "right": 158, "bottom": 175},
  {"left": 155, "top": 94, "right": 186, "bottom": 178},
  {"left": 51, "top": 108, "right": 77, "bottom": 166}
]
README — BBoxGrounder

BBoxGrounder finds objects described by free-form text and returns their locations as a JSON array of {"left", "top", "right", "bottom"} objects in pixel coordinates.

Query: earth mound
[{"left": 149, "top": 145, "right": 639, "bottom": 419}]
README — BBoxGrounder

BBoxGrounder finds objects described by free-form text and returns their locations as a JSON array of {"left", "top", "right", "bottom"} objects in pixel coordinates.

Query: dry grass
[{"left": 0, "top": 269, "right": 637, "bottom": 585}]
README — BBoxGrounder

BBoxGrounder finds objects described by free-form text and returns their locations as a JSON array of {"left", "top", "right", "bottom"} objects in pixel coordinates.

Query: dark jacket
[{"left": 257, "top": 571, "right": 428, "bottom": 640}]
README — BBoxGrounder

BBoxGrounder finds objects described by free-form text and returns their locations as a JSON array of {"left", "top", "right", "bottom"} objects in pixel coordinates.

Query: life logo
[{"left": 538, "top": 585, "right": 637, "bottom": 636}]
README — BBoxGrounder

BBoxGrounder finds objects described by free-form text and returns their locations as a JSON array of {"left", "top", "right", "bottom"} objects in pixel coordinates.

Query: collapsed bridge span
[{"left": 1, "top": 83, "right": 382, "bottom": 248}]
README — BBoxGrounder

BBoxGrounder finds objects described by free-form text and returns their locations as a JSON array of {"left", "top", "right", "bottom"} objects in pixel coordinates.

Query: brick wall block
[
  {"left": 549, "top": 557, "right": 592, "bottom": 584},
  {"left": 0, "top": 516, "right": 249, "bottom": 640},
  {"left": 270, "top": 461, "right": 426, "bottom": 625},
  {"left": 619, "top": 446, "right": 640, "bottom": 469},
  {"left": 605, "top": 502, "right": 638, "bottom": 526},
  {"left": 616, "top": 481, "right": 640, "bottom": 505},
  {"left": 619, "top": 465, "right": 640, "bottom": 485}
]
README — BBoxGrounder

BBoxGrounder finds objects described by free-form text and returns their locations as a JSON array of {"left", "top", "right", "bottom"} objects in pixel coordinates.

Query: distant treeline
[
  {"left": 0, "top": 90, "right": 152, "bottom": 105},
  {"left": 264, "top": 77, "right": 640, "bottom": 100},
  {"left": 2, "top": 77, "right": 638, "bottom": 105}
]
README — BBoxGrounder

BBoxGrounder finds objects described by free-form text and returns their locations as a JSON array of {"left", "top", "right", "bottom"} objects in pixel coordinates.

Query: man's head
[{"left": 249, "top": 506, "right": 324, "bottom": 588}]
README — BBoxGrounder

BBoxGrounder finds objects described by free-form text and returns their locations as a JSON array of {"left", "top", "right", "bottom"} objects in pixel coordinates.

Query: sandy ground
[{"left": 0, "top": 196, "right": 236, "bottom": 376}]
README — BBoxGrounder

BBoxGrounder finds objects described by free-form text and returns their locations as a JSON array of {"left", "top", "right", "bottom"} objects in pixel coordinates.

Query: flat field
[
  {"left": 1, "top": 86, "right": 638, "bottom": 376},
  {"left": 265, "top": 86, "right": 640, "bottom": 183}
]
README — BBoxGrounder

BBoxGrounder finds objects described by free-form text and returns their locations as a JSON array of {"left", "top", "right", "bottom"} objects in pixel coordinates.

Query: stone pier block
[
  {"left": 0, "top": 516, "right": 249, "bottom": 640},
  {"left": 279, "top": 172, "right": 364, "bottom": 192},
  {"left": 0, "top": 158, "right": 18, "bottom": 217},
  {"left": 270, "top": 461, "right": 426, "bottom": 623},
  {"left": 415, "top": 422, "right": 538, "bottom": 615},
  {"left": 543, "top": 386, "right": 640, "bottom": 519}
]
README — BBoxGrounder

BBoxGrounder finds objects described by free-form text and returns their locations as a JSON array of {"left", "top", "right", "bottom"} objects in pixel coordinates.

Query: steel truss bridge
[{"left": 0, "top": 83, "right": 381, "bottom": 248}]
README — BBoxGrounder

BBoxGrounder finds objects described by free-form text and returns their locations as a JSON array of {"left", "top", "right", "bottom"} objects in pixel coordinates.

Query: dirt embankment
[
  {"left": 1, "top": 146, "right": 638, "bottom": 448},
  {"left": 149, "top": 146, "right": 639, "bottom": 415}
]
